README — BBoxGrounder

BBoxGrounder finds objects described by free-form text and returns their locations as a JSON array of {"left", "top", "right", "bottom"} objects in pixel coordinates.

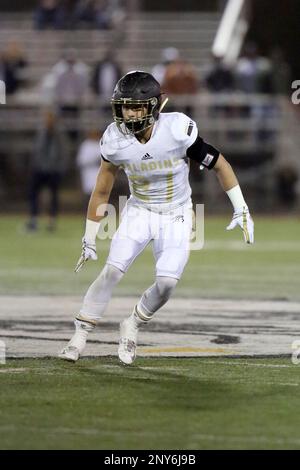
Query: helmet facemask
[{"left": 111, "top": 97, "right": 160, "bottom": 136}]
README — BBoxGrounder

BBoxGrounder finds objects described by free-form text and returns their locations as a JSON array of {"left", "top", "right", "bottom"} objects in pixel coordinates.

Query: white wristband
[
  {"left": 226, "top": 185, "right": 247, "bottom": 212},
  {"left": 84, "top": 219, "right": 101, "bottom": 244}
]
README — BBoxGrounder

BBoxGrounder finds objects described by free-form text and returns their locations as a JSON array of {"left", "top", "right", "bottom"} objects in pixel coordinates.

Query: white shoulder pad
[
  {"left": 170, "top": 112, "right": 198, "bottom": 144},
  {"left": 99, "top": 123, "right": 119, "bottom": 158}
]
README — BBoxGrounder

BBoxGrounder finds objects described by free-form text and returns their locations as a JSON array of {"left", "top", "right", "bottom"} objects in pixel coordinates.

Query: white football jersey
[{"left": 100, "top": 112, "right": 198, "bottom": 209}]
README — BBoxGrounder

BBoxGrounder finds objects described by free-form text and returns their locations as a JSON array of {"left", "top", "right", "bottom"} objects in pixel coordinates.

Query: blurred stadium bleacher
[{"left": 0, "top": 1, "right": 299, "bottom": 212}]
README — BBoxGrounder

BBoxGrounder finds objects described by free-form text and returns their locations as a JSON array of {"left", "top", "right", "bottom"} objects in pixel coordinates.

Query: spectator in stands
[
  {"left": 72, "top": 0, "right": 116, "bottom": 29},
  {"left": 0, "top": 52, "right": 14, "bottom": 94},
  {"left": 270, "top": 48, "right": 292, "bottom": 96},
  {"left": 235, "top": 42, "right": 273, "bottom": 95},
  {"left": 205, "top": 54, "right": 235, "bottom": 125},
  {"left": 51, "top": 49, "right": 90, "bottom": 141},
  {"left": 235, "top": 42, "right": 276, "bottom": 143},
  {"left": 0, "top": 42, "right": 28, "bottom": 95},
  {"left": 91, "top": 50, "right": 122, "bottom": 117},
  {"left": 161, "top": 51, "right": 199, "bottom": 117},
  {"left": 96, "top": 0, "right": 126, "bottom": 30},
  {"left": 276, "top": 163, "right": 299, "bottom": 209},
  {"left": 55, "top": 0, "right": 81, "bottom": 29},
  {"left": 206, "top": 54, "right": 234, "bottom": 93},
  {"left": 34, "top": 0, "right": 125, "bottom": 30},
  {"left": 152, "top": 47, "right": 180, "bottom": 85},
  {"left": 34, "top": 0, "right": 65, "bottom": 30},
  {"left": 26, "top": 110, "right": 69, "bottom": 232},
  {"left": 76, "top": 129, "right": 102, "bottom": 208},
  {"left": 70, "top": 0, "right": 99, "bottom": 28}
]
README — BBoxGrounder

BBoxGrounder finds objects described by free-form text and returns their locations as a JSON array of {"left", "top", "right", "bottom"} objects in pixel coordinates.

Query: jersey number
[{"left": 129, "top": 172, "right": 173, "bottom": 202}]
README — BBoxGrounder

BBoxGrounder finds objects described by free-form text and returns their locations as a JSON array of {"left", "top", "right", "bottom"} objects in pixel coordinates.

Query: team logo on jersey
[
  {"left": 141, "top": 153, "right": 153, "bottom": 160},
  {"left": 174, "top": 215, "right": 184, "bottom": 223}
]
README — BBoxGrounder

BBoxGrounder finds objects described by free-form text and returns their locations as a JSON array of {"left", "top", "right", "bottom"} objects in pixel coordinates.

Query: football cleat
[
  {"left": 118, "top": 317, "right": 138, "bottom": 365},
  {"left": 58, "top": 319, "right": 94, "bottom": 362},
  {"left": 58, "top": 345, "right": 80, "bottom": 362}
]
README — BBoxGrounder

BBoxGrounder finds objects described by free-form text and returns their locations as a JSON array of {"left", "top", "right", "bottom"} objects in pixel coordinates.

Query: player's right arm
[
  {"left": 87, "top": 159, "right": 119, "bottom": 222},
  {"left": 75, "top": 159, "right": 119, "bottom": 272}
]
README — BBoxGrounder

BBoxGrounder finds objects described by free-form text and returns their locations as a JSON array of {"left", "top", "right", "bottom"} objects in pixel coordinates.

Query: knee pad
[
  {"left": 85, "top": 263, "right": 123, "bottom": 303},
  {"left": 138, "top": 276, "right": 178, "bottom": 317},
  {"left": 101, "top": 263, "right": 124, "bottom": 285},
  {"left": 155, "top": 276, "right": 178, "bottom": 299}
]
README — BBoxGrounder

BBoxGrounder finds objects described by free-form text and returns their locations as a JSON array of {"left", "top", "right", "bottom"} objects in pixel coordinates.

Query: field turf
[
  {"left": 0, "top": 215, "right": 300, "bottom": 450},
  {"left": 1, "top": 357, "right": 300, "bottom": 450},
  {"left": 0, "top": 214, "right": 299, "bottom": 300}
]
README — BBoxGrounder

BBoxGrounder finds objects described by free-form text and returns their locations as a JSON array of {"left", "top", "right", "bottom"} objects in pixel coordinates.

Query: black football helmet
[{"left": 111, "top": 71, "right": 162, "bottom": 135}]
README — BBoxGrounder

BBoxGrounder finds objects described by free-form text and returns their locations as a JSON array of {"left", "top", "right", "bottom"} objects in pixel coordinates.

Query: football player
[{"left": 59, "top": 71, "right": 254, "bottom": 365}]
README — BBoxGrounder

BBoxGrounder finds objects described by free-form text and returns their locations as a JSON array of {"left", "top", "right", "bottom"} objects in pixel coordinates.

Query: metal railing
[
  {"left": 0, "top": 92, "right": 284, "bottom": 153},
  {"left": 0, "top": 92, "right": 298, "bottom": 211}
]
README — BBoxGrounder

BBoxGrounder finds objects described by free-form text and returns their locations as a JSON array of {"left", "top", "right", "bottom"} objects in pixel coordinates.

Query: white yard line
[
  {"left": 204, "top": 241, "right": 300, "bottom": 252},
  {"left": 190, "top": 433, "right": 300, "bottom": 447},
  {"left": 0, "top": 424, "right": 299, "bottom": 447},
  {"left": 200, "top": 361, "right": 295, "bottom": 368},
  {"left": 0, "top": 368, "right": 27, "bottom": 374},
  {"left": 263, "top": 382, "right": 299, "bottom": 387}
]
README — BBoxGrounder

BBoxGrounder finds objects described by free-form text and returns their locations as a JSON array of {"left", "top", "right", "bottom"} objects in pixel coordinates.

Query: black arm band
[{"left": 186, "top": 134, "right": 220, "bottom": 169}]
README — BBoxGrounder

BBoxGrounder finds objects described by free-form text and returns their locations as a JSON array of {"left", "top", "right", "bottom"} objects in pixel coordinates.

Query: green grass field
[
  {"left": 1, "top": 357, "right": 300, "bottom": 450},
  {"left": 0, "top": 214, "right": 300, "bottom": 450},
  {"left": 1, "top": 214, "right": 300, "bottom": 300}
]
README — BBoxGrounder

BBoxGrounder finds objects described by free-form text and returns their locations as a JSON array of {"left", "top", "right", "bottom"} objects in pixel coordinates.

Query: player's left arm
[
  {"left": 213, "top": 154, "right": 254, "bottom": 244},
  {"left": 186, "top": 133, "right": 254, "bottom": 244}
]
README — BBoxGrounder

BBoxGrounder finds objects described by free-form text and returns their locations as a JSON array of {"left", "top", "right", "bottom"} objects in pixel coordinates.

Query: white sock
[
  {"left": 130, "top": 305, "right": 151, "bottom": 328},
  {"left": 69, "top": 319, "right": 94, "bottom": 352},
  {"left": 130, "top": 311, "right": 141, "bottom": 329}
]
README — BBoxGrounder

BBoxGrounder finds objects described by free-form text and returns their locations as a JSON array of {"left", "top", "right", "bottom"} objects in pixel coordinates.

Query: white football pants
[
  {"left": 79, "top": 198, "right": 193, "bottom": 322},
  {"left": 107, "top": 198, "right": 193, "bottom": 278}
]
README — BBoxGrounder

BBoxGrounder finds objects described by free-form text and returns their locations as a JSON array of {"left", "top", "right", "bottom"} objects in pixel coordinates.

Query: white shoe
[
  {"left": 58, "top": 345, "right": 80, "bottom": 362},
  {"left": 58, "top": 318, "right": 94, "bottom": 362},
  {"left": 118, "top": 317, "right": 138, "bottom": 365}
]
